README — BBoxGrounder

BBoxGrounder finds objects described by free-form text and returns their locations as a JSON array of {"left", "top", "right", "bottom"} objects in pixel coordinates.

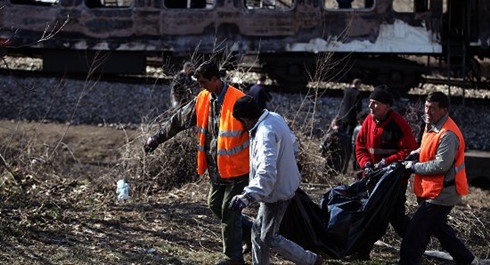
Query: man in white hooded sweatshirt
[{"left": 229, "top": 96, "right": 323, "bottom": 265}]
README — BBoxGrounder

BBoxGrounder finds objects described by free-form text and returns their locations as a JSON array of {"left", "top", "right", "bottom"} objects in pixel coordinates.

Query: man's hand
[
  {"left": 406, "top": 148, "right": 420, "bottom": 161},
  {"left": 363, "top": 162, "right": 374, "bottom": 177},
  {"left": 403, "top": 161, "right": 416, "bottom": 173},
  {"left": 229, "top": 193, "right": 254, "bottom": 211},
  {"left": 375, "top": 158, "right": 387, "bottom": 169},
  {"left": 144, "top": 136, "right": 159, "bottom": 153}
]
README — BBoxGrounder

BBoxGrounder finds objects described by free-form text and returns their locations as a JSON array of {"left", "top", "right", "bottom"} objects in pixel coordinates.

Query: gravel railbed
[
  {"left": 1, "top": 56, "right": 490, "bottom": 150},
  {"left": 1, "top": 73, "right": 490, "bottom": 151}
]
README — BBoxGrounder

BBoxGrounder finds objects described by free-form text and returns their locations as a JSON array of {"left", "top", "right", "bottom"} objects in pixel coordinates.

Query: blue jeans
[
  {"left": 399, "top": 200, "right": 475, "bottom": 265},
  {"left": 252, "top": 199, "right": 318, "bottom": 265}
]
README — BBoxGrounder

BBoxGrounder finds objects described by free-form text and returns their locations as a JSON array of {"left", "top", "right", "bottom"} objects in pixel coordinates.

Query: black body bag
[{"left": 280, "top": 162, "right": 406, "bottom": 259}]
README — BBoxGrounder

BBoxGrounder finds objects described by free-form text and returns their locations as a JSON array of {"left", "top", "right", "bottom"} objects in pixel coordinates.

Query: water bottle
[{"left": 116, "top": 179, "right": 130, "bottom": 200}]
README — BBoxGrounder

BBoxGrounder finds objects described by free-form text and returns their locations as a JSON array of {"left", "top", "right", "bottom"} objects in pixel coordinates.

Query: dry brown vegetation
[{"left": 0, "top": 115, "right": 489, "bottom": 265}]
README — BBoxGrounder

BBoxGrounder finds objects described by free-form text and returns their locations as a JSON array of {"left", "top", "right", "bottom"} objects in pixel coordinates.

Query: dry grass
[{"left": 0, "top": 115, "right": 489, "bottom": 265}]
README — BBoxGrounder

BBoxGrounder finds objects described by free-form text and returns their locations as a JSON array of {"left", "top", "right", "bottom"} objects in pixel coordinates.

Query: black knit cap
[
  {"left": 233, "top": 95, "right": 262, "bottom": 120},
  {"left": 369, "top": 85, "right": 393, "bottom": 105}
]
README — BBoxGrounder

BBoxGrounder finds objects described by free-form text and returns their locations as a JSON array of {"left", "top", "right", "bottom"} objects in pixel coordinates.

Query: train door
[
  {"left": 323, "top": 0, "right": 374, "bottom": 10},
  {"left": 443, "top": 0, "right": 482, "bottom": 87}
]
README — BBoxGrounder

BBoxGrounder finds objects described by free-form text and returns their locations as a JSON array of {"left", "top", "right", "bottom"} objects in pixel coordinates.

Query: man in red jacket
[{"left": 354, "top": 85, "right": 418, "bottom": 260}]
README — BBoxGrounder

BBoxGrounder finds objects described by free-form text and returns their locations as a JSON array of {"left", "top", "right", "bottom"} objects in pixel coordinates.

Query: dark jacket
[{"left": 337, "top": 87, "right": 362, "bottom": 135}]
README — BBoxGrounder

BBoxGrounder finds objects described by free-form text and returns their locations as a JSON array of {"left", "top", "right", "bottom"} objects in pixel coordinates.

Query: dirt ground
[{"left": 0, "top": 120, "right": 489, "bottom": 265}]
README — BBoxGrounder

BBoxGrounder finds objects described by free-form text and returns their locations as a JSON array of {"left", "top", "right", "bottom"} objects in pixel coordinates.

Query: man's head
[
  {"left": 233, "top": 96, "right": 262, "bottom": 131},
  {"left": 330, "top": 116, "right": 341, "bottom": 131},
  {"left": 257, "top": 74, "right": 266, "bottom": 84},
  {"left": 183, "top": 61, "right": 194, "bottom": 75},
  {"left": 368, "top": 85, "right": 393, "bottom": 121},
  {"left": 194, "top": 61, "right": 222, "bottom": 94},
  {"left": 353, "top": 78, "right": 362, "bottom": 89},
  {"left": 425, "top": 91, "right": 449, "bottom": 124}
]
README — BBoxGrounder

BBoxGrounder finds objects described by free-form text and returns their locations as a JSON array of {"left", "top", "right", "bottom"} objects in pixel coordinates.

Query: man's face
[
  {"left": 425, "top": 101, "right": 447, "bottom": 124},
  {"left": 184, "top": 65, "right": 194, "bottom": 75},
  {"left": 368, "top": 99, "right": 390, "bottom": 121},
  {"left": 196, "top": 75, "right": 220, "bottom": 94}
]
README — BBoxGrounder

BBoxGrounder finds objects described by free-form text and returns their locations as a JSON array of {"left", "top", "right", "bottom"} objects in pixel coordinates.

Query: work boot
[
  {"left": 214, "top": 259, "right": 245, "bottom": 265},
  {"left": 314, "top": 254, "right": 324, "bottom": 265}
]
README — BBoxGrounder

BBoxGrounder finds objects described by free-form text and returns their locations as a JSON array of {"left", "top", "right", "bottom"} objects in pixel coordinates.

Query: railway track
[
  {"left": 1, "top": 66, "right": 489, "bottom": 103},
  {"left": 0, "top": 67, "right": 173, "bottom": 85}
]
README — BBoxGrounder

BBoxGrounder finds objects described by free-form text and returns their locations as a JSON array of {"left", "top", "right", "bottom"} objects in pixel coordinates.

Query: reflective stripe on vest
[
  {"left": 414, "top": 117, "right": 468, "bottom": 198},
  {"left": 195, "top": 86, "right": 249, "bottom": 178},
  {"left": 368, "top": 147, "right": 399, "bottom": 155}
]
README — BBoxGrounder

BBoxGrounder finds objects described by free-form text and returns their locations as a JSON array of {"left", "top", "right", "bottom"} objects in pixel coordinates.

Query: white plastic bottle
[{"left": 116, "top": 179, "right": 130, "bottom": 200}]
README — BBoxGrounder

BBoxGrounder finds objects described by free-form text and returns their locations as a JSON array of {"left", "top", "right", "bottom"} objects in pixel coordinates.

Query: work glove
[
  {"left": 406, "top": 148, "right": 420, "bottom": 161},
  {"left": 144, "top": 136, "right": 159, "bottom": 153},
  {"left": 229, "top": 193, "right": 254, "bottom": 211},
  {"left": 375, "top": 158, "right": 387, "bottom": 169},
  {"left": 363, "top": 162, "right": 374, "bottom": 178},
  {"left": 403, "top": 161, "right": 416, "bottom": 173}
]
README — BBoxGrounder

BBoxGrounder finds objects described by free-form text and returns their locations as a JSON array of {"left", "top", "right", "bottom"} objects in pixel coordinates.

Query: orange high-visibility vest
[
  {"left": 414, "top": 117, "right": 468, "bottom": 199},
  {"left": 195, "top": 86, "right": 249, "bottom": 178}
]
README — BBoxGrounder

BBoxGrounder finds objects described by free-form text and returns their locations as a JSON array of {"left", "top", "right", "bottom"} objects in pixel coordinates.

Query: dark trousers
[
  {"left": 208, "top": 180, "right": 252, "bottom": 261},
  {"left": 399, "top": 200, "right": 475, "bottom": 265}
]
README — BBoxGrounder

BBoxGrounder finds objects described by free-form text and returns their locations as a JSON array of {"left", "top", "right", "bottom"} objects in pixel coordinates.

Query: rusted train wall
[
  {"left": 1, "top": 0, "right": 488, "bottom": 90},
  {"left": 0, "top": 0, "right": 445, "bottom": 54}
]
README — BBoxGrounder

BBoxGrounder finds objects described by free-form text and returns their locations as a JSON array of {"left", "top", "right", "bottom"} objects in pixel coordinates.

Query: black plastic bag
[{"left": 280, "top": 162, "right": 406, "bottom": 259}]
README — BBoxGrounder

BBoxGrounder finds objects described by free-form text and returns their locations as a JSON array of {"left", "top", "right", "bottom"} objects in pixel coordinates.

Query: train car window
[
  {"left": 85, "top": 0, "right": 134, "bottom": 8},
  {"left": 324, "top": 0, "right": 373, "bottom": 10},
  {"left": 164, "top": 0, "right": 213, "bottom": 8},
  {"left": 245, "top": 0, "right": 295, "bottom": 10},
  {"left": 393, "top": 0, "right": 414, "bottom": 12},
  {"left": 10, "top": 0, "right": 58, "bottom": 6},
  {"left": 393, "top": 0, "right": 445, "bottom": 13}
]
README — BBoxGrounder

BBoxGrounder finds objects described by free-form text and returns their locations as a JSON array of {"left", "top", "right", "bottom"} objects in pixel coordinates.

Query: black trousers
[{"left": 399, "top": 200, "right": 475, "bottom": 265}]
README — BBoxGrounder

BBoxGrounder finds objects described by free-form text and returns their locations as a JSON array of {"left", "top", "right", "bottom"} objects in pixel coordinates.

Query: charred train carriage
[{"left": 0, "top": 0, "right": 489, "bottom": 92}]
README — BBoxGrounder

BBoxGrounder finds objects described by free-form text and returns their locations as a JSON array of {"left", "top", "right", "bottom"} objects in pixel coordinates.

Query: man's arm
[
  {"left": 244, "top": 129, "right": 278, "bottom": 202},
  {"left": 355, "top": 119, "right": 372, "bottom": 168},
  {"left": 384, "top": 118, "right": 418, "bottom": 165},
  {"left": 415, "top": 131, "right": 459, "bottom": 175},
  {"left": 153, "top": 98, "right": 197, "bottom": 144},
  {"left": 355, "top": 93, "right": 362, "bottom": 113}
]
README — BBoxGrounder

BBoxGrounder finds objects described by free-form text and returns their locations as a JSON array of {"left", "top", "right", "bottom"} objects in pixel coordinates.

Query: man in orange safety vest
[{"left": 400, "top": 91, "right": 478, "bottom": 265}]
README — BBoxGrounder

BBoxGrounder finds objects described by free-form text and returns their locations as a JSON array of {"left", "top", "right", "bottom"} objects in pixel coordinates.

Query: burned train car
[{"left": 0, "top": 0, "right": 488, "bottom": 91}]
